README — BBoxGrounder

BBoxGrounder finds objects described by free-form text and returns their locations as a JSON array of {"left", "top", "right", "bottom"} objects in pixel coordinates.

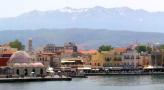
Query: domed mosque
[
  {"left": 9, "top": 51, "right": 31, "bottom": 64},
  {"left": 8, "top": 51, "right": 46, "bottom": 77}
]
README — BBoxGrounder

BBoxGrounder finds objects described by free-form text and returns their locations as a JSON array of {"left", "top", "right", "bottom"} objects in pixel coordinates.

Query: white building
[{"left": 122, "top": 48, "right": 142, "bottom": 68}]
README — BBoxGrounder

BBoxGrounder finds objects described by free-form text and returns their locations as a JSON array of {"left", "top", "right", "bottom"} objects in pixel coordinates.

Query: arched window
[
  {"left": 98, "top": 63, "right": 100, "bottom": 66},
  {"left": 32, "top": 69, "right": 35, "bottom": 73},
  {"left": 131, "top": 55, "right": 134, "bottom": 59},
  {"left": 24, "top": 69, "right": 28, "bottom": 76},
  {"left": 16, "top": 69, "right": 19, "bottom": 75},
  {"left": 40, "top": 69, "right": 43, "bottom": 75}
]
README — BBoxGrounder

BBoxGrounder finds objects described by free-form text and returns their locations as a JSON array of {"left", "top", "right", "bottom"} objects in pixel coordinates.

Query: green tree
[
  {"left": 9, "top": 39, "right": 25, "bottom": 50},
  {"left": 98, "top": 45, "right": 113, "bottom": 52},
  {"left": 135, "top": 45, "right": 152, "bottom": 53},
  {"left": 160, "top": 44, "right": 164, "bottom": 50}
]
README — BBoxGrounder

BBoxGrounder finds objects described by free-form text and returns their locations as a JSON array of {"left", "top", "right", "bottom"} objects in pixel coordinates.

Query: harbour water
[{"left": 1, "top": 75, "right": 164, "bottom": 90}]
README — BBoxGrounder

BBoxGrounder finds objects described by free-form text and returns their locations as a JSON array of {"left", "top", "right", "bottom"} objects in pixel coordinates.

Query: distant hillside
[
  {"left": 0, "top": 29, "right": 164, "bottom": 49},
  {"left": 0, "top": 6, "right": 164, "bottom": 32}
]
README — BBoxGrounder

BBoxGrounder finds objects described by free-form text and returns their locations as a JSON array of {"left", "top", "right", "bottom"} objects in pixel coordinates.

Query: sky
[{"left": 0, "top": 0, "right": 164, "bottom": 18}]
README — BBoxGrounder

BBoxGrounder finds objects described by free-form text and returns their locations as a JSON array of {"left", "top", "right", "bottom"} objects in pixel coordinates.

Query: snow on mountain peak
[{"left": 59, "top": 7, "right": 88, "bottom": 13}]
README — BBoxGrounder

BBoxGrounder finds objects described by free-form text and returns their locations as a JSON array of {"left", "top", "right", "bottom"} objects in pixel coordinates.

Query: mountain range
[
  {"left": 0, "top": 6, "right": 164, "bottom": 32},
  {"left": 1, "top": 29, "right": 164, "bottom": 49}
]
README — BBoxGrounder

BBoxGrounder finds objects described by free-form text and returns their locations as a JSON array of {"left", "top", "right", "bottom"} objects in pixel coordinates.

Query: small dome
[{"left": 9, "top": 51, "right": 32, "bottom": 63}]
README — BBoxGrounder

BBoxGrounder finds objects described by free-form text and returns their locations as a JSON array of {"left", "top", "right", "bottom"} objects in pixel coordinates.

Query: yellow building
[
  {"left": 91, "top": 48, "right": 126, "bottom": 68},
  {"left": 141, "top": 53, "right": 152, "bottom": 67},
  {"left": 79, "top": 49, "right": 97, "bottom": 65}
]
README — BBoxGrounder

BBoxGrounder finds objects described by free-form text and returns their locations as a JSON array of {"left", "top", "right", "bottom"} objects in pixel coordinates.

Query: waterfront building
[
  {"left": 112, "top": 48, "right": 126, "bottom": 66},
  {"left": 91, "top": 51, "right": 108, "bottom": 68},
  {"left": 122, "top": 48, "right": 142, "bottom": 68},
  {"left": 161, "top": 50, "right": 164, "bottom": 66},
  {"left": 141, "top": 53, "right": 152, "bottom": 67},
  {"left": 91, "top": 48, "right": 126, "bottom": 68},
  {"left": 80, "top": 54, "right": 91, "bottom": 66},
  {"left": 36, "top": 52, "right": 61, "bottom": 68},
  {"left": 151, "top": 51, "right": 163, "bottom": 67},
  {"left": 36, "top": 42, "right": 78, "bottom": 68},
  {"left": 79, "top": 50, "right": 97, "bottom": 65},
  {"left": 91, "top": 51, "right": 110, "bottom": 68},
  {"left": 60, "top": 57, "right": 89, "bottom": 77},
  {"left": 7, "top": 51, "right": 46, "bottom": 77},
  {"left": 148, "top": 43, "right": 164, "bottom": 67},
  {"left": 60, "top": 57, "right": 87, "bottom": 72},
  {"left": 37, "top": 44, "right": 63, "bottom": 68},
  {"left": 0, "top": 45, "right": 17, "bottom": 66},
  {"left": 61, "top": 57, "right": 84, "bottom": 68}
]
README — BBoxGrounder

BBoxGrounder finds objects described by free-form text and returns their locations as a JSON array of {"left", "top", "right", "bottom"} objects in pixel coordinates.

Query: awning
[
  {"left": 61, "top": 61, "right": 75, "bottom": 63},
  {"left": 78, "top": 67, "right": 91, "bottom": 70}
]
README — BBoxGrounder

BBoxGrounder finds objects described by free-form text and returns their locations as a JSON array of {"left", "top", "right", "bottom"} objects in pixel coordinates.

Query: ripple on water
[
  {"left": 87, "top": 75, "right": 164, "bottom": 86},
  {"left": 1, "top": 75, "right": 164, "bottom": 90}
]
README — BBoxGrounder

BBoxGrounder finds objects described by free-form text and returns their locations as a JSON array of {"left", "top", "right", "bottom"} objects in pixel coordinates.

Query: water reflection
[
  {"left": 88, "top": 75, "right": 164, "bottom": 86},
  {"left": 1, "top": 75, "right": 164, "bottom": 90}
]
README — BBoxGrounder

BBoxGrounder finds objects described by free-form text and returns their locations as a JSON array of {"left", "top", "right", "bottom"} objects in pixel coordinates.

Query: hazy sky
[{"left": 0, "top": 0, "right": 164, "bottom": 17}]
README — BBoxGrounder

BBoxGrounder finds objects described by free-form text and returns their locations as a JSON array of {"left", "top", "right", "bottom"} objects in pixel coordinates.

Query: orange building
[{"left": 0, "top": 46, "right": 17, "bottom": 66}]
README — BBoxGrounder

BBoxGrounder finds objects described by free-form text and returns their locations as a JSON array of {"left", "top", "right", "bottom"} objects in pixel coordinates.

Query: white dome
[{"left": 9, "top": 51, "right": 32, "bottom": 63}]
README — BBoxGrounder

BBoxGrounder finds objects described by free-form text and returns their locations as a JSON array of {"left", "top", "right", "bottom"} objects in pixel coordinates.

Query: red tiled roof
[
  {"left": 79, "top": 50, "right": 97, "bottom": 54},
  {"left": 114, "top": 48, "right": 126, "bottom": 53}
]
